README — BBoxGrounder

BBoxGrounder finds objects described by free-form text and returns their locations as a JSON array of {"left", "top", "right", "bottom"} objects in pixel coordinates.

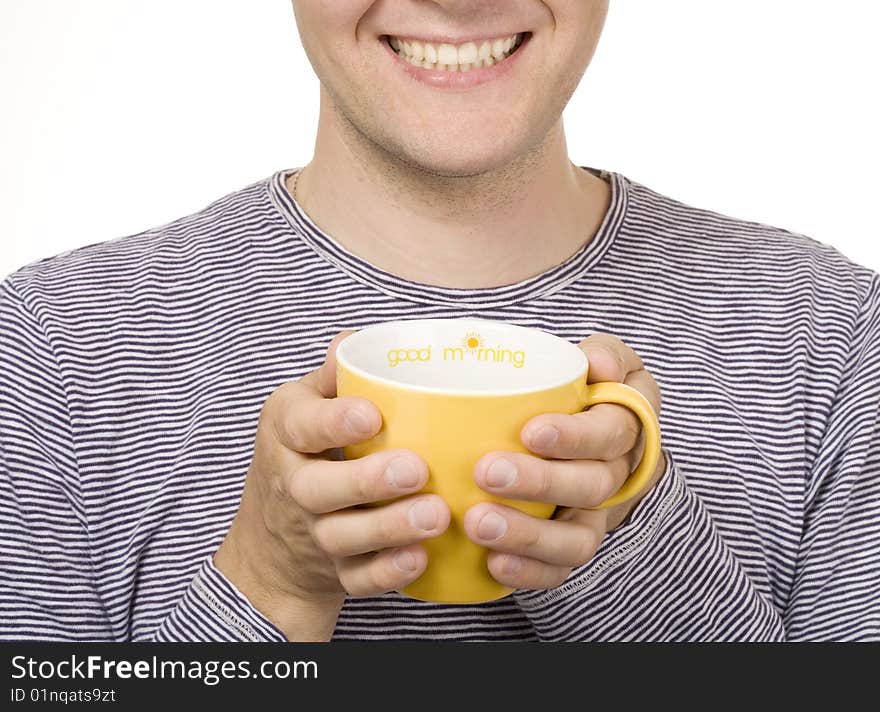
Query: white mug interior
[{"left": 335, "top": 318, "right": 587, "bottom": 395}]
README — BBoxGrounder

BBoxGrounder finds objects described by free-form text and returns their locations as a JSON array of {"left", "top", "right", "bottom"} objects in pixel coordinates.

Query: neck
[{"left": 288, "top": 91, "right": 611, "bottom": 289}]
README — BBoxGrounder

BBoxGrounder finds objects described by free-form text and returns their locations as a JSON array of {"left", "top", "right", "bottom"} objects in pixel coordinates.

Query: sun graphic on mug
[{"left": 462, "top": 331, "right": 484, "bottom": 351}]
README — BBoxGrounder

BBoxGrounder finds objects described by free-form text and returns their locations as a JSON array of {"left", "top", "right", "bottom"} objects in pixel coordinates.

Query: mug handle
[{"left": 584, "top": 381, "right": 662, "bottom": 509}]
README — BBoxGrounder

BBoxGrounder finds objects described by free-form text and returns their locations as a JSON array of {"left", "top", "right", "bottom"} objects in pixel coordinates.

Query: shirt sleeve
[
  {"left": 151, "top": 556, "right": 287, "bottom": 641},
  {"left": 784, "top": 273, "right": 880, "bottom": 640},
  {"left": 0, "top": 278, "right": 108, "bottom": 640},
  {"left": 513, "top": 449, "right": 786, "bottom": 640},
  {"left": 0, "top": 277, "right": 285, "bottom": 642},
  {"left": 513, "top": 273, "right": 880, "bottom": 642}
]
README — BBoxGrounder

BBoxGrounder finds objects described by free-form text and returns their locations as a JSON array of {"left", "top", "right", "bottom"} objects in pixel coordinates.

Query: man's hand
[
  {"left": 214, "top": 331, "right": 450, "bottom": 641},
  {"left": 463, "top": 333, "right": 665, "bottom": 591}
]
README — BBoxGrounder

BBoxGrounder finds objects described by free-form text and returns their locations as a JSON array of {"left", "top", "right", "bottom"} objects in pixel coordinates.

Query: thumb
[{"left": 312, "top": 329, "right": 358, "bottom": 398}]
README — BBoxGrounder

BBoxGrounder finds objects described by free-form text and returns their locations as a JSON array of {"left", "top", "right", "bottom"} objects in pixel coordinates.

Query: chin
[{"left": 391, "top": 141, "right": 528, "bottom": 179}]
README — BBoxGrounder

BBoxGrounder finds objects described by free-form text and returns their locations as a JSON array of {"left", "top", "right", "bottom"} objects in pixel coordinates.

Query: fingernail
[
  {"left": 502, "top": 554, "right": 522, "bottom": 576},
  {"left": 386, "top": 457, "right": 420, "bottom": 489},
  {"left": 530, "top": 425, "right": 558, "bottom": 451},
  {"left": 393, "top": 549, "right": 418, "bottom": 572},
  {"left": 486, "top": 458, "right": 517, "bottom": 488},
  {"left": 344, "top": 408, "right": 373, "bottom": 435},
  {"left": 477, "top": 511, "right": 507, "bottom": 541},
  {"left": 408, "top": 500, "right": 439, "bottom": 531}
]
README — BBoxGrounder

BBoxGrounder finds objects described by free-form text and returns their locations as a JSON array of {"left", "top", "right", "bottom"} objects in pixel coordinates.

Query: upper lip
[{"left": 383, "top": 32, "right": 527, "bottom": 45}]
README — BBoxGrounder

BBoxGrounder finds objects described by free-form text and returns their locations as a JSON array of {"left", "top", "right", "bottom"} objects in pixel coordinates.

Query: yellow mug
[{"left": 335, "top": 318, "right": 661, "bottom": 604}]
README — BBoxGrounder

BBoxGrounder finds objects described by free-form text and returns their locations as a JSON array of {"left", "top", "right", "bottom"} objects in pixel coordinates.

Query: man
[{"left": 1, "top": 1, "right": 877, "bottom": 642}]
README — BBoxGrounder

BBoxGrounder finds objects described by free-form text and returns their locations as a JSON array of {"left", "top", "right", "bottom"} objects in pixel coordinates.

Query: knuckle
[
  {"left": 368, "top": 559, "right": 399, "bottom": 595},
  {"left": 611, "top": 415, "right": 640, "bottom": 455},
  {"left": 572, "top": 419, "right": 592, "bottom": 456},
  {"left": 604, "top": 334, "right": 625, "bottom": 351},
  {"left": 320, "top": 403, "right": 344, "bottom": 446},
  {"left": 520, "top": 518, "right": 542, "bottom": 552},
  {"left": 572, "top": 529, "right": 599, "bottom": 567},
  {"left": 595, "top": 466, "right": 616, "bottom": 504},
  {"left": 267, "top": 386, "right": 305, "bottom": 448},
  {"left": 612, "top": 457, "right": 630, "bottom": 487},
  {"left": 651, "top": 386, "right": 662, "bottom": 415},
  {"left": 588, "top": 339, "right": 624, "bottom": 380},
  {"left": 373, "top": 509, "right": 398, "bottom": 548},
  {"left": 533, "top": 459, "right": 553, "bottom": 500},
  {"left": 607, "top": 349, "right": 626, "bottom": 381},
  {"left": 286, "top": 426, "right": 306, "bottom": 454},
  {"left": 338, "top": 575, "right": 362, "bottom": 598},
  {"left": 338, "top": 568, "right": 369, "bottom": 598},
  {"left": 580, "top": 471, "right": 605, "bottom": 509},
  {"left": 284, "top": 468, "right": 306, "bottom": 506},
  {"left": 292, "top": 462, "right": 333, "bottom": 513},
  {"left": 262, "top": 383, "right": 286, "bottom": 418},
  {"left": 270, "top": 407, "right": 299, "bottom": 451},
  {"left": 302, "top": 466, "right": 330, "bottom": 512},
  {"left": 311, "top": 517, "right": 338, "bottom": 555},
  {"left": 641, "top": 370, "right": 661, "bottom": 408},
  {"left": 353, "top": 463, "right": 378, "bottom": 503}
]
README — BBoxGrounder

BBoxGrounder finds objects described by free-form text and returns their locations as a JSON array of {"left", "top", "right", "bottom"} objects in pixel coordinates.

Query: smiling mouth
[{"left": 383, "top": 33, "right": 529, "bottom": 72}]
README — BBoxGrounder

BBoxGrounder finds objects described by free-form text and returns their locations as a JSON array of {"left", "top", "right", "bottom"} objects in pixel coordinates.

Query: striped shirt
[{"left": 1, "top": 167, "right": 878, "bottom": 642}]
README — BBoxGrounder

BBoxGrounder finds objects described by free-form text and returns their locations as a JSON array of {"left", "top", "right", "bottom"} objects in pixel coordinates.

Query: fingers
[
  {"left": 269, "top": 380, "right": 381, "bottom": 454},
  {"left": 473, "top": 451, "right": 630, "bottom": 509},
  {"left": 486, "top": 552, "right": 572, "bottom": 591},
  {"left": 624, "top": 367, "right": 662, "bottom": 415},
  {"left": 577, "top": 332, "right": 644, "bottom": 383},
  {"left": 312, "top": 495, "right": 450, "bottom": 557},
  {"left": 335, "top": 544, "right": 429, "bottom": 598},
  {"left": 521, "top": 368, "right": 659, "bottom": 461},
  {"left": 300, "top": 329, "right": 358, "bottom": 398},
  {"left": 521, "top": 404, "right": 640, "bottom": 461},
  {"left": 267, "top": 329, "right": 377, "bottom": 454},
  {"left": 288, "top": 449, "right": 429, "bottom": 513},
  {"left": 463, "top": 502, "right": 604, "bottom": 569}
]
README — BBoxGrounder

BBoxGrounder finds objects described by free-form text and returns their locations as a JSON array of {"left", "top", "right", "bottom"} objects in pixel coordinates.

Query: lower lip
[{"left": 382, "top": 34, "right": 531, "bottom": 90}]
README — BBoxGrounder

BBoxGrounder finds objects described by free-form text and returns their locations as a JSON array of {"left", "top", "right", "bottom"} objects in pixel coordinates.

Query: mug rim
[{"left": 335, "top": 318, "right": 588, "bottom": 396}]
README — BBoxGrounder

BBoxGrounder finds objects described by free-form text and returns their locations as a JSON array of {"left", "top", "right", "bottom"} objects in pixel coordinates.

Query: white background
[{"left": 2, "top": 0, "right": 878, "bottom": 279}]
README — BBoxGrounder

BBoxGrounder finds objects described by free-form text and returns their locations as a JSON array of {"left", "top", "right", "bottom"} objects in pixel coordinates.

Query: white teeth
[
  {"left": 457, "top": 42, "right": 478, "bottom": 64},
  {"left": 390, "top": 33, "right": 522, "bottom": 70},
  {"left": 437, "top": 43, "right": 458, "bottom": 65}
]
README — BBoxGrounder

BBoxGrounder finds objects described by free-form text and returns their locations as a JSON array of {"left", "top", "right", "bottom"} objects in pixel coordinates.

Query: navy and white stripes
[{"left": 1, "top": 167, "right": 878, "bottom": 641}]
